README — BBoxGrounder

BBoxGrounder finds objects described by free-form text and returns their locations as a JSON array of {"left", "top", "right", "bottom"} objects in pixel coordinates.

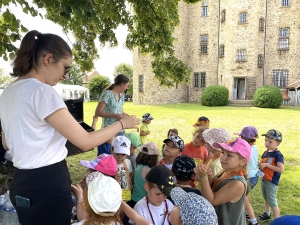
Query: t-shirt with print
[
  {"left": 72, "top": 220, "right": 120, "bottom": 225},
  {"left": 183, "top": 142, "right": 208, "bottom": 165},
  {"left": 261, "top": 150, "right": 284, "bottom": 186},
  {"left": 129, "top": 197, "right": 174, "bottom": 225},
  {"left": 98, "top": 90, "right": 125, "bottom": 129},
  {"left": 117, "top": 159, "right": 133, "bottom": 189}
]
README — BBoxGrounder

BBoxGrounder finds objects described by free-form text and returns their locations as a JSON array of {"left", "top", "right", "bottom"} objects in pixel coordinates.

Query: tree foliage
[
  {"left": 113, "top": 63, "right": 133, "bottom": 95},
  {"left": 60, "top": 64, "right": 84, "bottom": 85},
  {"left": 87, "top": 75, "right": 111, "bottom": 100},
  {"left": 0, "top": 68, "right": 15, "bottom": 89},
  {"left": 0, "top": 0, "right": 201, "bottom": 86}
]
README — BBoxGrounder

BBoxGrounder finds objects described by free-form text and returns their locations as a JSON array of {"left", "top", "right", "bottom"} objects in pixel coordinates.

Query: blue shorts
[
  {"left": 261, "top": 180, "right": 278, "bottom": 207},
  {"left": 249, "top": 176, "right": 258, "bottom": 189}
]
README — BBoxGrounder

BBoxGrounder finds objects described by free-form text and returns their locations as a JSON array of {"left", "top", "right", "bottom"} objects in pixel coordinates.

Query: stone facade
[{"left": 133, "top": 0, "right": 300, "bottom": 105}]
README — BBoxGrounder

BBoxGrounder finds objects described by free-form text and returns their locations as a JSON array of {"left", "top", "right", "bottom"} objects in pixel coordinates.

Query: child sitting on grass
[
  {"left": 169, "top": 187, "right": 218, "bottom": 225},
  {"left": 139, "top": 113, "right": 154, "bottom": 144},
  {"left": 159, "top": 135, "right": 184, "bottom": 170},
  {"left": 195, "top": 138, "right": 251, "bottom": 225},
  {"left": 130, "top": 165, "right": 174, "bottom": 225},
  {"left": 172, "top": 155, "right": 201, "bottom": 195}
]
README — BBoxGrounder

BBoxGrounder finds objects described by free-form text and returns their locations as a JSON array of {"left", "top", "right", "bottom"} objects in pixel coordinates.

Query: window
[
  {"left": 257, "top": 54, "right": 264, "bottom": 68},
  {"left": 259, "top": 18, "right": 264, "bottom": 31},
  {"left": 138, "top": 75, "right": 144, "bottom": 92},
  {"left": 282, "top": 0, "right": 290, "bottom": 6},
  {"left": 219, "top": 45, "right": 225, "bottom": 58},
  {"left": 201, "top": 0, "right": 208, "bottom": 17},
  {"left": 272, "top": 70, "right": 288, "bottom": 87},
  {"left": 239, "top": 12, "right": 247, "bottom": 24},
  {"left": 237, "top": 49, "right": 246, "bottom": 61},
  {"left": 200, "top": 35, "right": 208, "bottom": 54},
  {"left": 193, "top": 72, "right": 206, "bottom": 88},
  {"left": 221, "top": 10, "right": 226, "bottom": 22},
  {"left": 278, "top": 28, "right": 289, "bottom": 50}
]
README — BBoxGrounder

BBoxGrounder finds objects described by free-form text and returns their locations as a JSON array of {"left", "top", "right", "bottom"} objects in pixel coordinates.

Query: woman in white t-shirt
[{"left": 0, "top": 30, "right": 140, "bottom": 225}]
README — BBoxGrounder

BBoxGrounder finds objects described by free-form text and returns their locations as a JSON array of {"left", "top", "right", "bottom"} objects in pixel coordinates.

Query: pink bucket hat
[
  {"left": 234, "top": 126, "right": 258, "bottom": 139},
  {"left": 212, "top": 138, "right": 251, "bottom": 162},
  {"left": 80, "top": 154, "right": 118, "bottom": 176},
  {"left": 202, "top": 128, "right": 231, "bottom": 150}
]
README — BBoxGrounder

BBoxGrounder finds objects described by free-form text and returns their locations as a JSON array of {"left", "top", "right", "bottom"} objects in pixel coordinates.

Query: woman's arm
[
  {"left": 95, "top": 101, "right": 124, "bottom": 121},
  {"left": 121, "top": 201, "right": 153, "bottom": 225},
  {"left": 46, "top": 108, "right": 140, "bottom": 151},
  {"left": 1, "top": 131, "right": 8, "bottom": 150}
]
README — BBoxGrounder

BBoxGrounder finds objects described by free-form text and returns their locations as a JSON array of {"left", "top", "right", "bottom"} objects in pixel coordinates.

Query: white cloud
[{"left": 0, "top": 3, "right": 132, "bottom": 81}]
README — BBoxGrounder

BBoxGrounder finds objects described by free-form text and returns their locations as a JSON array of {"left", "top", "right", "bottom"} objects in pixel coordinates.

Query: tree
[
  {"left": 0, "top": 68, "right": 15, "bottom": 89},
  {"left": 60, "top": 64, "right": 84, "bottom": 85},
  {"left": 113, "top": 63, "right": 133, "bottom": 95},
  {"left": 87, "top": 75, "right": 111, "bottom": 100},
  {"left": 0, "top": 0, "right": 201, "bottom": 86}
]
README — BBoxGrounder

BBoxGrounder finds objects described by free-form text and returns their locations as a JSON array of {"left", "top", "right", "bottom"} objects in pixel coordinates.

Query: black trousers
[{"left": 10, "top": 160, "right": 72, "bottom": 225}]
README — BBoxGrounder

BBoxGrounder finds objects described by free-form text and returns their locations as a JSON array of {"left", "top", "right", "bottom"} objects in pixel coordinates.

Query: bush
[
  {"left": 253, "top": 85, "right": 283, "bottom": 108},
  {"left": 200, "top": 85, "right": 229, "bottom": 106}
]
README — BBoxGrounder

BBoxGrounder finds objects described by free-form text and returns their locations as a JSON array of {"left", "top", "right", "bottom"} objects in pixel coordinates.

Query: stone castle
[{"left": 132, "top": 0, "right": 300, "bottom": 105}]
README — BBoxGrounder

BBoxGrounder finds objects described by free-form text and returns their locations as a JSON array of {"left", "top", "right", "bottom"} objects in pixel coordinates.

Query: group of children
[{"left": 71, "top": 114, "right": 286, "bottom": 225}]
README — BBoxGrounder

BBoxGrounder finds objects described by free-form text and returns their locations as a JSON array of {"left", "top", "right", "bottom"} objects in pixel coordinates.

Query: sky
[{"left": 0, "top": 3, "right": 132, "bottom": 81}]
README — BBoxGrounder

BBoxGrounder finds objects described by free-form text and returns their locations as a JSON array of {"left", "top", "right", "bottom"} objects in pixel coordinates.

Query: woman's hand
[
  {"left": 120, "top": 116, "right": 140, "bottom": 130},
  {"left": 115, "top": 114, "right": 126, "bottom": 121}
]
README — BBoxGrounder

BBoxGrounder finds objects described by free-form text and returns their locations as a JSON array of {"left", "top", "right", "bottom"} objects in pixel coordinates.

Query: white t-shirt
[
  {"left": 72, "top": 220, "right": 120, "bottom": 225},
  {"left": 0, "top": 79, "right": 68, "bottom": 169},
  {"left": 129, "top": 197, "right": 174, "bottom": 225},
  {"left": 117, "top": 159, "right": 133, "bottom": 189}
]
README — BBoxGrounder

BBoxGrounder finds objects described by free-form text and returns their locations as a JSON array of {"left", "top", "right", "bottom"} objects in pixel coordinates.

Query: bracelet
[
  {"left": 118, "top": 120, "right": 124, "bottom": 130},
  {"left": 200, "top": 174, "right": 208, "bottom": 179}
]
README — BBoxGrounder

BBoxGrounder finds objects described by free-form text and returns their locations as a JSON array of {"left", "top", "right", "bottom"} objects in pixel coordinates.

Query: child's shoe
[
  {"left": 257, "top": 212, "right": 271, "bottom": 222},
  {"left": 246, "top": 214, "right": 251, "bottom": 221},
  {"left": 248, "top": 222, "right": 260, "bottom": 225}
]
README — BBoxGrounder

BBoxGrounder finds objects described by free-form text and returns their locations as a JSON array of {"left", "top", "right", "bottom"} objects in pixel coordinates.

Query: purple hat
[
  {"left": 234, "top": 126, "right": 258, "bottom": 139},
  {"left": 270, "top": 215, "right": 300, "bottom": 225},
  {"left": 80, "top": 154, "right": 118, "bottom": 176},
  {"left": 212, "top": 138, "right": 251, "bottom": 162}
]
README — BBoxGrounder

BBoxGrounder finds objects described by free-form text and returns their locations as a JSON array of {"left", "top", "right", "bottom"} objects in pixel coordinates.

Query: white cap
[
  {"left": 87, "top": 172, "right": 122, "bottom": 216},
  {"left": 112, "top": 136, "right": 131, "bottom": 156}
]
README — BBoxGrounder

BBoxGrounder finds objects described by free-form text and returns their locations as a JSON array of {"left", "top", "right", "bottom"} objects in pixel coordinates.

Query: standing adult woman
[
  {"left": 94, "top": 74, "right": 129, "bottom": 135},
  {"left": 0, "top": 30, "right": 139, "bottom": 225}
]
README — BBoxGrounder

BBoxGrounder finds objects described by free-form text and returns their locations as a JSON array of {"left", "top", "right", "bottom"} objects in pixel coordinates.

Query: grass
[{"left": 66, "top": 102, "right": 300, "bottom": 224}]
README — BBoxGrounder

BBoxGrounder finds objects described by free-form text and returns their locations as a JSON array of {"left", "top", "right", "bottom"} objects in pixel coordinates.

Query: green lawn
[{"left": 67, "top": 102, "right": 300, "bottom": 224}]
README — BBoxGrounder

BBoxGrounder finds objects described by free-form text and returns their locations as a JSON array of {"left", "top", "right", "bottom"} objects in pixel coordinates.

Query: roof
[
  {"left": 53, "top": 83, "right": 88, "bottom": 91},
  {"left": 286, "top": 80, "right": 300, "bottom": 89}
]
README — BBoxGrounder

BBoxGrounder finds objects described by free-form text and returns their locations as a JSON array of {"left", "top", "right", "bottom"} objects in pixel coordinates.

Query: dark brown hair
[
  {"left": 167, "top": 128, "right": 178, "bottom": 137},
  {"left": 241, "top": 136, "right": 256, "bottom": 145},
  {"left": 136, "top": 151, "right": 158, "bottom": 168},
  {"left": 11, "top": 30, "right": 72, "bottom": 77},
  {"left": 82, "top": 187, "right": 122, "bottom": 225},
  {"left": 106, "top": 74, "right": 129, "bottom": 90}
]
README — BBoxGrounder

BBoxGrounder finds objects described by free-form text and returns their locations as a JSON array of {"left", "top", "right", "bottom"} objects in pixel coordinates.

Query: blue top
[
  {"left": 247, "top": 145, "right": 259, "bottom": 178},
  {"left": 97, "top": 143, "right": 112, "bottom": 156},
  {"left": 98, "top": 90, "right": 125, "bottom": 129}
]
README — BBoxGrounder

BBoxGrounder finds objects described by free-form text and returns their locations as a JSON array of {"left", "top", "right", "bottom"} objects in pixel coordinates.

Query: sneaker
[
  {"left": 257, "top": 212, "right": 271, "bottom": 222},
  {"left": 246, "top": 214, "right": 251, "bottom": 221}
]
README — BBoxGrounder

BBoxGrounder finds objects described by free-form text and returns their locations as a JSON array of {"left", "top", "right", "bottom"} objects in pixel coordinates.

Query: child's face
[
  {"left": 220, "top": 149, "right": 246, "bottom": 171},
  {"left": 144, "top": 120, "right": 151, "bottom": 124},
  {"left": 163, "top": 141, "right": 181, "bottom": 158},
  {"left": 144, "top": 183, "right": 167, "bottom": 206},
  {"left": 192, "top": 133, "right": 205, "bottom": 147},
  {"left": 168, "top": 206, "right": 183, "bottom": 225},
  {"left": 168, "top": 131, "right": 177, "bottom": 138},
  {"left": 112, "top": 152, "right": 127, "bottom": 164},
  {"left": 264, "top": 137, "right": 280, "bottom": 151},
  {"left": 204, "top": 141, "right": 217, "bottom": 154}
]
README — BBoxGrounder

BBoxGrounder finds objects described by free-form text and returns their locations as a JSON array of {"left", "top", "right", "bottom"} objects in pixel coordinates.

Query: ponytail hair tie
[{"left": 35, "top": 32, "right": 42, "bottom": 39}]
